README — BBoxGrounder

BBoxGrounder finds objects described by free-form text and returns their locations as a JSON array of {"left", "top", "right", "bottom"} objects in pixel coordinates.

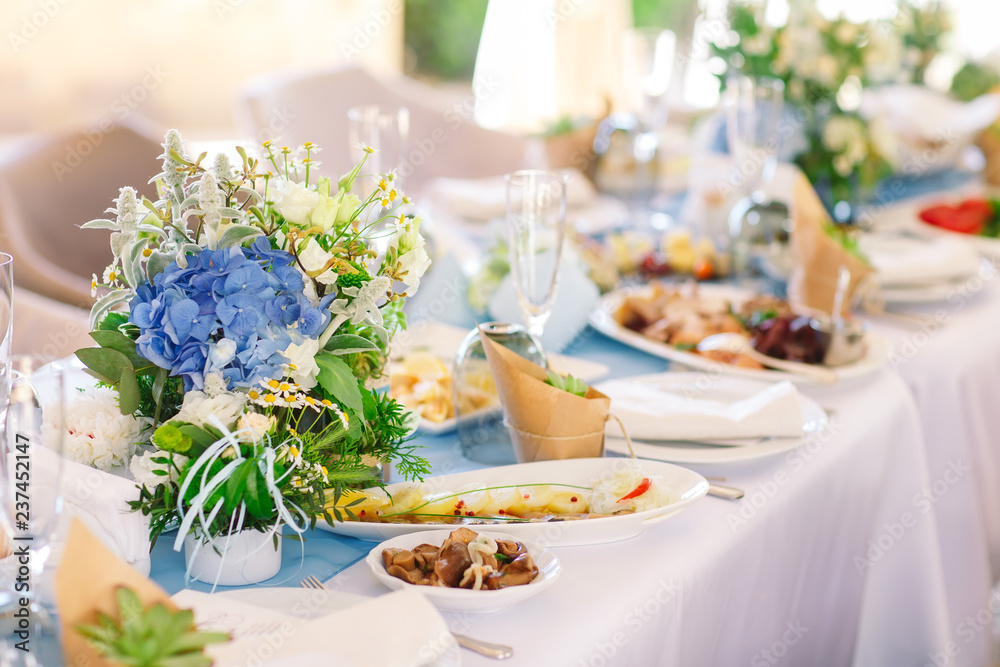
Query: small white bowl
[{"left": 366, "top": 529, "right": 561, "bottom": 614}]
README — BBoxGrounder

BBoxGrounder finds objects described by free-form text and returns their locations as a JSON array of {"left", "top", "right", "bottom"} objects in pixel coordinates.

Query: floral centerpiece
[
  {"left": 712, "top": 0, "right": 950, "bottom": 218},
  {"left": 76, "top": 131, "right": 431, "bottom": 583}
]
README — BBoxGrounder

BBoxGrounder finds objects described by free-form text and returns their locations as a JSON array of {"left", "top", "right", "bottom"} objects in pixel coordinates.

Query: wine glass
[
  {"left": 0, "top": 355, "right": 67, "bottom": 660},
  {"left": 725, "top": 75, "right": 786, "bottom": 278},
  {"left": 505, "top": 170, "right": 569, "bottom": 344},
  {"left": 0, "top": 253, "right": 12, "bottom": 405},
  {"left": 621, "top": 27, "right": 676, "bottom": 131},
  {"left": 347, "top": 105, "right": 410, "bottom": 194}
]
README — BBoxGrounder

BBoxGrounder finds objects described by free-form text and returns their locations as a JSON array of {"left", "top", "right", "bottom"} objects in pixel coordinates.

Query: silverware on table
[
  {"left": 707, "top": 483, "right": 745, "bottom": 500},
  {"left": 299, "top": 576, "right": 514, "bottom": 660}
]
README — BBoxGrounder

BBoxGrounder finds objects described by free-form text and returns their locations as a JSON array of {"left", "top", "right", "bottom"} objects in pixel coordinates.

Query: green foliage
[
  {"left": 951, "top": 61, "right": 1000, "bottom": 102},
  {"left": 544, "top": 370, "right": 589, "bottom": 397},
  {"left": 76, "top": 587, "right": 229, "bottom": 667},
  {"left": 404, "top": 0, "right": 488, "bottom": 80},
  {"left": 316, "top": 354, "right": 365, "bottom": 416}
]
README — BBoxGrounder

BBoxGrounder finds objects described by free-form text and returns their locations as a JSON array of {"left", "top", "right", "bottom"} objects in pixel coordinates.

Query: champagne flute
[
  {"left": 347, "top": 105, "right": 410, "bottom": 194},
  {"left": 0, "top": 355, "right": 67, "bottom": 661},
  {"left": 621, "top": 27, "right": 676, "bottom": 131},
  {"left": 0, "top": 253, "right": 12, "bottom": 405},
  {"left": 505, "top": 170, "right": 569, "bottom": 344}
]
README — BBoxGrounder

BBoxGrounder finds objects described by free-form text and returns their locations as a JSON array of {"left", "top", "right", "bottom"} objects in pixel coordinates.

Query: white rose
[
  {"left": 282, "top": 338, "right": 321, "bottom": 390},
  {"left": 172, "top": 389, "right": 246, "bottom": 429},
  {"left": 130, "top": 449, "right": 188, "bottom": 491},
  {"left": 271, "top": 180, "right": 320, "bottom": 226},
  {"left": 237, "top": 412, "right": 275, "bottom": 444},
  {"left": 44, "top": 387, "right": 144, "bottom": 471},
  {"left": 297, "top": 238, "right": 339, "bottom": 286}
]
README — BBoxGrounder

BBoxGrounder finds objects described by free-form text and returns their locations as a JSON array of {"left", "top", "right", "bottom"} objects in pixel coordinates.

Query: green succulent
[
  {"left": 544, "top": 371, "right": 589, "bottom": 397},
  {"left": 77, "top": 587, "right": 229, "bottom": 667}
]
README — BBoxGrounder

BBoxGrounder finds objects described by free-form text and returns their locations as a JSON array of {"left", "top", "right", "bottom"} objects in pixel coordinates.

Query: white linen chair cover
[
  {"left": 0, "top": 119, "right": 163, "bottom": 308},
  {"left": 237, "top": 65, "right": 529, "bottom": 195},
  {"left": 12, "top": 287, "right": 91, "bottom": 357}
]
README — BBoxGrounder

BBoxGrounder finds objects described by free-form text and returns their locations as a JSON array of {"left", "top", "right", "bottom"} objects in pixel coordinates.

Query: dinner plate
[
  {"left": 857, "top": 233, "right": 981, "bottom": 288},
  {"left": 318, "top": 457, "right": 709, "bottom": 546},
  {"left": 392, "top": 320, "right": 610, "bottom": 435},
  {"left": 366, "top": 530, "right": 561, "bottom": 614},
  {"left": 214, "top": 588, "right": 460, "bottom": 666},
  {"left": 601, "top": 373, "right": 828, "bottom": 464},
  {"left": 588, "top": 283, "right": 888, "bottom": 385}
]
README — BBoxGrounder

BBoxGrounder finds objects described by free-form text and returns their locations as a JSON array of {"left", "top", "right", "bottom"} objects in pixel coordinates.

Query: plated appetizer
[
  {"left": 330, "top": 467, "right": 671, "bottom": 525},
  {"left": 389, "top": 351, "right": 498, "bottom": 424},
  {"left": 381, "top": 527, "right": 539, "bottom": 590},
  {"left": 918, "top": 198, "right": 1000, "bottom": 236}
]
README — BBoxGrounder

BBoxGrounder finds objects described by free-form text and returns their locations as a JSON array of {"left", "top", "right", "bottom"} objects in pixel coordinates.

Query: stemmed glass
[
  {"left": 0, "top": 254, "right": 12, "bottom": 404},
  {"left": 347, "top": 105, "right": 411, "bottom": 194},
  {"left": 725, "top": 75, "right": 786, "bottom": 277},
  {"left": 505, "top": 170, "right": 569, "bottom": 345},
  {"left": 0, "top": 355, "right": 67, "bottom": 661},
  {"left": 621, "top": 27, "right": 676, "bottom": 131}
]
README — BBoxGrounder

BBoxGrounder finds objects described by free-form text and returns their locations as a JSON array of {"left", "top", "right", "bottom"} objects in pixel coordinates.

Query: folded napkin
[
  {"left": 426, "top": 168, "right": 596, "bottom": 222},
  {"left": 598, "top": 378, "right": 804, "bottom": 442},
  {"left": 178, "top": 588, "right": 454, "bottom": 667},
  {"left": 32, "top": 443, "right": 152, "bottom": 575},
  {"left": 858, "top": 233, "right": 981, "bottom": 287},
  {"left": 860, "top": 85, "right": 1000, "bottom": 170}
]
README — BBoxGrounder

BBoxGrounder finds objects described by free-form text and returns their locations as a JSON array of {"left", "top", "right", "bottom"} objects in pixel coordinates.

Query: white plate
[
  {"left": 366, "top": 530, "right": 561, "bottom": 614},
  {"left": 318, "top": 457, "right": 709, "bottom": 546},
  {"left": 215, "top": 588, "right": 459, "bottom": 666},
  {"left": 858, "top": 233, "right": 981, "bottom": 288},
  {"left": 588, "top": 283, "right": 888, "bottom": 385},
  {"left": 602, "top": 373, "right": 828, "bottom": 464},
  {"left": 392, "top": 320, "right": 610, "bottom": 435}
]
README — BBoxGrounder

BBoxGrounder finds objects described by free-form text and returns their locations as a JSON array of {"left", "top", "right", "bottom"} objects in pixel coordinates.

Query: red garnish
[
  {"left": 453, "top": 510, "right": 460, "bottom": 515},
  {"left": 617, "top": 478, "right": 652, "bottom": 503},
  {"left": 466, "top": 511, "right": 474, "bottom": 516},
  {"left": 499, "top": 509, "right": 505, "bottom": 515},
  {"left": 570, "top": 496, "right": 578, "bottom": 502},
  {"left": 456, "top": 500, "right": 465, "bottom": 509},
  {"left": 523, "top": 494, "right": 529, "bottom": 499},
  {"left": 919, "top": 199, "right": 992, "bottom": 235},
  {"left": 360, "top": 510, "right": 366, "bottom": 516}
]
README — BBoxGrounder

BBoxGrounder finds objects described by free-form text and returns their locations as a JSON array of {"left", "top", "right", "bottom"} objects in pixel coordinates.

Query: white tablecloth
[
  {"left": 331, "top": 370, "right": 954, "bottom": 666},
  {"left": 867, "top": 272, "right": 1000, "bottom": 667}
]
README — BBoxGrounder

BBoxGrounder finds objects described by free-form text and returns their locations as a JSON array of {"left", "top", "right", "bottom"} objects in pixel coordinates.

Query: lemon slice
[{"left": 327, "top": 489, "right": 390, "bottom": 516}]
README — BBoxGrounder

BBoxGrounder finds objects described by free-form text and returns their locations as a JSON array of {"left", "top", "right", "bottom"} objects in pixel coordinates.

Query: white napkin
[
  {"left": 858, "top": 233, "right": 981, "bottom": 287},
  {"left": 426, "top": 168, "right": 596, "bottom": 222},
  {"left": 598, "top": 378, "right": 804, "bottom": 442},
  {"left": 177, "top": 588, "right": 454, "bottom": 667},
  {"left": 859, "top": 85, "right": 1000, "bottom": 171},
  {"left": 60, "top": 453, "right": 151, "bottom": 575}
]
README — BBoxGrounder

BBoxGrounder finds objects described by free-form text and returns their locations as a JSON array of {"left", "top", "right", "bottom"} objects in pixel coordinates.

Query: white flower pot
[{"left": 183, "top": 528, "right": 281, "bottom": 586}]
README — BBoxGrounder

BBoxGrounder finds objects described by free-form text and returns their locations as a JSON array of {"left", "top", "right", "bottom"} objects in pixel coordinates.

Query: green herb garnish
[
  {"left": 823, "top": 223, "right": 868, "bottom": 264},
  {"left": 673, "top": 342, "right": 698, "bottom": 351}
]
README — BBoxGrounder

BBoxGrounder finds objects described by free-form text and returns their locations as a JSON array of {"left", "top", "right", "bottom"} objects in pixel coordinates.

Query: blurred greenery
[
  {"left": 403, "top": 0, "right": 691, "bottom": 81},
  {"left": 404, "top": 0, "right": 488, "bottom": 80}
]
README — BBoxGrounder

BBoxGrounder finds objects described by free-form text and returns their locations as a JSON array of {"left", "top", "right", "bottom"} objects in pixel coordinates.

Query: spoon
[{"left": 696, "top": 332, "right": 839, "bottom": 384}]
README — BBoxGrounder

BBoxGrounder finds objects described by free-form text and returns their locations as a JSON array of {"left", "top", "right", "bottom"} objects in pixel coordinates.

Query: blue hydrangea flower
[{"left": 129, "top": 244, "right": 331, "bottom": 391}]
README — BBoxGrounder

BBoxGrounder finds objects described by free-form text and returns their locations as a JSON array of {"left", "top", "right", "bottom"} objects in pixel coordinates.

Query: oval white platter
[
  {"left": 318, "top": 457, "right": 709, "bottom": 546},
  {"left": 366, "top": 529, "right": 561, "bottom": 614},
  {"left": 588, "top": 283, "right": 888, "bottom": 385}
]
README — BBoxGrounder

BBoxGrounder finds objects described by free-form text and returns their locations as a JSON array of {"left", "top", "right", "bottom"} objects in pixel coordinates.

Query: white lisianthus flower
[
  {"left": 397, "top": 245, "right": 432, "bottom": 293},
  {"left": 282, "top": 338, "right": 321, "bottom": 390},
  {"left": 172, "top": 388, "right": 246, "bottom": 429},
  {"left": 130, "top": 449, "right": 188, "bottom": 491},
  {"left": 271, "top": 180, "right": 320, "bottom": 226},
  {"left": 297, "top": 238, "right": 339, "bottom": 286},
  {"left": 44, "top": 387, "right": 144, "bottom": 471},
  {"left": 236, "top": 412, "right": 275, "bottom": 444}
]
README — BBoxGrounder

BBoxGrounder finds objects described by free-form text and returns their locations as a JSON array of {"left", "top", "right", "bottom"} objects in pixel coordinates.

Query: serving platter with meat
[{"left": 589, "top": 282, "right": 888, "bottom": 385}]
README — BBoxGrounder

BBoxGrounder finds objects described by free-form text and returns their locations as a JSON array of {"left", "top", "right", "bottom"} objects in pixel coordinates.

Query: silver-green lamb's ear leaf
[
  {"left": 218, "top": 207, "right": 244, "bottom": 219},
  {"left": 81, "top": 219, "right": 119, "bottom": 230},
  {"left": 218, "top": 225, "right": 262, "bottom": 248},
  {"left": 145, "top": 251, "right": 173, "bottom": 281},
  {"left": 89, "top": 289, "right": 134, "bottom": 331}
]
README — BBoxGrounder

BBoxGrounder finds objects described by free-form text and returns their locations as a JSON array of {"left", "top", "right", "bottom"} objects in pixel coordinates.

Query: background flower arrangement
[
  {"left": 74, "top": 131, "right": 431, "bottom": 549},
  {"left": 712, "top": 0, "right": 950, "bottom": 217}
]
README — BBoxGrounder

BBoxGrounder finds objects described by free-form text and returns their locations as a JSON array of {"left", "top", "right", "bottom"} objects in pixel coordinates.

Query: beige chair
[
  {"left": 0, "top": 119, "right": 164, "bottom": 309},
  {"left": 12, "top": 287, "right": 93, "bottom": 357},
  {"left": 237, "top": 65, "right": 529, "bottom": 195}
]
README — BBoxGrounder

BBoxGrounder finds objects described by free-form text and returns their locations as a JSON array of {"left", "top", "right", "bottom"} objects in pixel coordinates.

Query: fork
[{"left": 299, "top": 576, "right": 514, "bottom": 660}]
